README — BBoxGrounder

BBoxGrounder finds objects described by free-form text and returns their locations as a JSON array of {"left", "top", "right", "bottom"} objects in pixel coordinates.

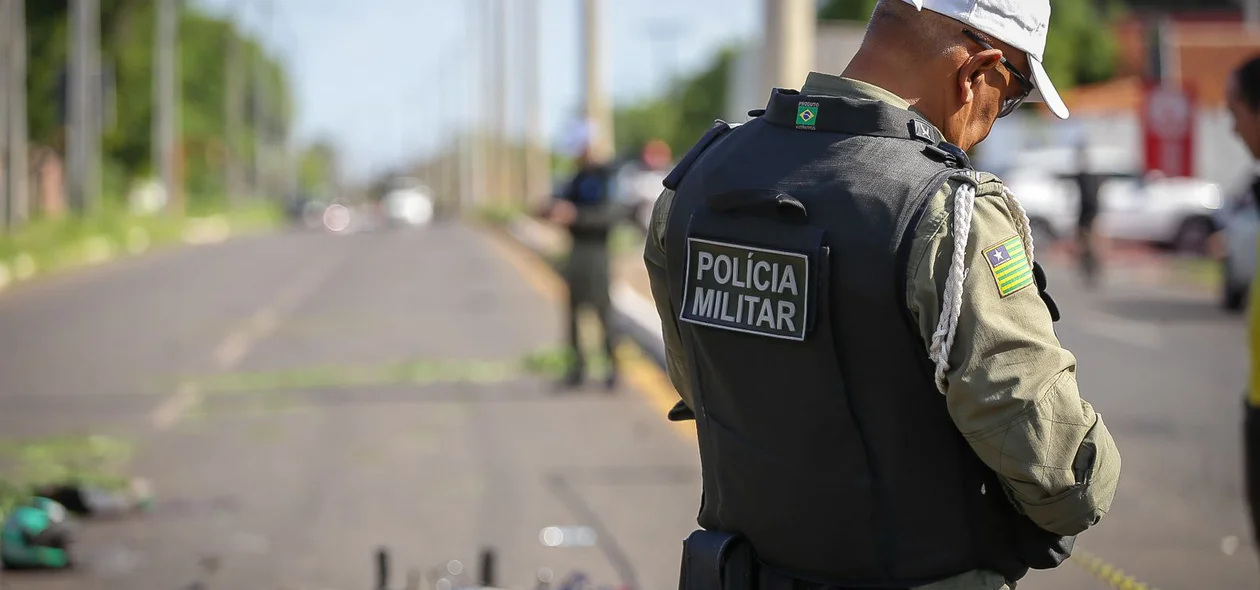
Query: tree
[
  {"left": 298, "top": 140, "right": 339, "bottom": 198},
  {"left": 21, "top": 0, "right": 293, "bottom": 208},
  {"left": 612, "top": 47, "right": 738, "bottom": 159},
  {"left": 818, "top": 0, "right": 878, "bottom": 22}
]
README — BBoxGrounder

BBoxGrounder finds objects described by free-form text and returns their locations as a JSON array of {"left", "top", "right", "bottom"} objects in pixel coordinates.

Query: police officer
[
  {"left": 1224, "top": 53, "right": 1260, "bottom": 559},
  {"left": 644, "top": 1, "right": 1121, "bottom": 588},
  {"left": 548, "top": 132, "right": 623, "bottom": 391}
]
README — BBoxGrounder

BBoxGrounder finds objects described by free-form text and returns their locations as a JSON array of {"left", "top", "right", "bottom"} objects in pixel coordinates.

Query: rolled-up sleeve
[
  {"left": 906, "top": 179, "right": 1121, "bottom": 537},
  {"left": 643, "top": 188, "right": 695, "bottom": 412}
]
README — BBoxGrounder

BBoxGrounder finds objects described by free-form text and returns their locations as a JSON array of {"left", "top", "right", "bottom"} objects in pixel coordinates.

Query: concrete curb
[
  {"left": 0, "top": 215, "right": 248, "bottom": 295},
  {"left": 503, "top": 217, "right": 668, "bottom": 367}
]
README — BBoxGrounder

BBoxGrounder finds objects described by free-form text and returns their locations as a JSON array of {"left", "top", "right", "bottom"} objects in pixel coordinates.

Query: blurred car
[
  {"left": 611, "top": 159, "right": 669, "bottom": 232},
  {"left": 1000, "top": 145, "right": 1223, "bottom": 253},
  {"left": 1219, "top": 188, "right": 1257, "bottom": 311},
  {"left": 381, "top": 179, "right": 435, "bottom": 227}
]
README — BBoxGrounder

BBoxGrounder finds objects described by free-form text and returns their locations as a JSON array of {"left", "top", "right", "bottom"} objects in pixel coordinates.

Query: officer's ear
[{"left": 957, "top": 49, "right": 1003, "bottom": 105}]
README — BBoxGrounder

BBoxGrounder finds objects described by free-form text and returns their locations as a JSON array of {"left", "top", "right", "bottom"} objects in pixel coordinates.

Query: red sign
[{"left": 1141, "top": 82, "right": 1196, "bottom": 178}]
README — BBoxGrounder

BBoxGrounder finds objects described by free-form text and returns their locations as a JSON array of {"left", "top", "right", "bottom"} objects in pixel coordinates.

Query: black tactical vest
[{"left": 662, "top": 89, "right": 1072, "bottom": 588}]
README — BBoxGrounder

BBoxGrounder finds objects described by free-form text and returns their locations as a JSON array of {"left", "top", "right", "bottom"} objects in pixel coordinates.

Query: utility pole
[
  {"left": 7, "top": 0, "right": 29, "bottom": 227},
  {"left": 225, "top": 8, "right": 245, "bottom": 207},
  {"left": 68, "top": 0, "right": 102, "bottom": 216},
  {"left": 762, "top": 0, "right": 815, "bottom": 93},
  {"left": 523, "top": 0, "right": 547, "bottom": 209},
  {"left": 155, "top": 0, "right": 180, "bottom": 214},
  {"left": 479, "top": 0, "right": 497, "bottom": 206},
  {"left": 581, "top": 0, "right": 614, "bottom": 163},
  {"left": 492, "top": 0, "right": 509, "bottom": 205},
  {"left": 1, "top": 0, "right": 11, "bottom": 230},
  {"left": 462, "top": 0, "right": 480, "bottom": 214},
  {"left": 251, "top": 1, "right": 273, "bottom": 199}
]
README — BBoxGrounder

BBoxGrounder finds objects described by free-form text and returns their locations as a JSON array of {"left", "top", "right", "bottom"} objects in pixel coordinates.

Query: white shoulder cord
[
  {"left": 927, "top": 181, "right": 1037, "bottom": 395},
  {"left": 1002, "top": 185, "right": 1036, "bottom": 266}
]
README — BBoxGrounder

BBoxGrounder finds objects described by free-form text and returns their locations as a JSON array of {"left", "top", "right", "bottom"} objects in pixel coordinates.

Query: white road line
[
  {"left": 1075, "top": 311, "right": 1163, "bottom": 350},
  {"left": 151, "top": 381, "right": 201, "bottom": 430},
  {"left": 150, "top": 250, "right": 347, "bottom": 430}
]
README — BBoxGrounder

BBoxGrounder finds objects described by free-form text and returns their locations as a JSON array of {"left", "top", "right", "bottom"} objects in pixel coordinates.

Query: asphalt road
[
  {"left": 0, "top": 222, "right": 1256, "bottom": 590},
  {"left": 0, "top": 223, "right": 700, "bottom": 590}
]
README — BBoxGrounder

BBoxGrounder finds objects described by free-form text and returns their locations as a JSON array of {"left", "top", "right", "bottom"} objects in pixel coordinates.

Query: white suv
[{"left": 998, "top": 146, "right": 1223, "bottom": 254}]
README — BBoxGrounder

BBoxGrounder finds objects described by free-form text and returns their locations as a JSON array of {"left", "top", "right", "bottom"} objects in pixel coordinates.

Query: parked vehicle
[
  {"left": 381, "top": 177, "right": 435, "bottom": 228},
  {"left": 997, "top": 146, "right": 1224, "bottom": 254}
]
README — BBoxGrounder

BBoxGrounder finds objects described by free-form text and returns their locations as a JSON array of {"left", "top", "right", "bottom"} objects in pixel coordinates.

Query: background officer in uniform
[
  {"left": 546, "top": 128, "right": 623, "bottom": 391},
  {"left": 1224, "top": 53, "right": 1260, "bottom": 558},
  {"left": 645, "top": 1, "right": 1121, "bottom": 588}
]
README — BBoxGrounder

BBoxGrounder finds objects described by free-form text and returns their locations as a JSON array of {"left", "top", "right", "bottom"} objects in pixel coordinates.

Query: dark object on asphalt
[
  {"left": 373, "top": 547, "right": 420, "bottom": 590},
  {"left": 0, "top": 497, "right": 77, "bottom": 570},
  {"left": 33, "top": 479, "right": 153, "bottom": 517},
  {"left": 479, "top": 547, "right": 496, "bottom": 586}
]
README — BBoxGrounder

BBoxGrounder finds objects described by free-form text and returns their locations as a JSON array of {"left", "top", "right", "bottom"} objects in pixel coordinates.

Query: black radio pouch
[{"left": 679, "top": 529, "right": 756, "bottom": 590}]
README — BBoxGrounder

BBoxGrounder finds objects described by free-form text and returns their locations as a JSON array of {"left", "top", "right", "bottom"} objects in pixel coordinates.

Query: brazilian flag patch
[
  {"left": 796, "top": 102, "right": 819, "bottom": 129},
  {"left": 984, "top": 235, "right": 1034, "bottom": 298}
]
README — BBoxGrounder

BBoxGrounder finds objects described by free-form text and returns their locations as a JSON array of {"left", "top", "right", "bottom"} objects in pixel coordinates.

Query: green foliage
[
  {"left": 299, "top": 141, "right": 339, "bottom": 197},
  {"left": 21, "top": 0, "right": 297, "bottom": 208},
  {"left": 613, "top": 47, "right": 738, "bottom": 160},
  {"left": 1043, "top": 0, "right": 1124, "bottom": 89},
  {"left": 818, "top": 0, "right": 879, "bottom": 22},
  {"left": 0, "top": 435, "right": 135, "bottom": 516}
]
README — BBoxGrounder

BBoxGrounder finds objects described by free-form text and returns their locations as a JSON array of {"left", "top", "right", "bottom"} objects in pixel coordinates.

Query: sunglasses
[{"left": 962, "top": 29, "right": 1035, "bottom": 118}]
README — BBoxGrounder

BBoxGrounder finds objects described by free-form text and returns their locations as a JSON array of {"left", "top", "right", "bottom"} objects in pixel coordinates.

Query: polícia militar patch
[
  {"left": 680, "top": 238, "right": 810, "bottom": 341},
  {"left": 984, "top": 235, "right": 1034, "bottom": 298}
]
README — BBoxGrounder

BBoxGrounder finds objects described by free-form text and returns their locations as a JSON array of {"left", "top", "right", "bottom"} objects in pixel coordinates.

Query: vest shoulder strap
[{"left": 664, "top": 120, "right": 735, "bottom": 191}]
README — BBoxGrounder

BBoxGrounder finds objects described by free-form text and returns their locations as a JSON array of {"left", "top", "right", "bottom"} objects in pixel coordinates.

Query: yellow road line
[
  {"left": 1069, "top": 549, "right": 1160, "bottom": 590},
  {"left": 487, "top": 223, "right": 1156, "bottom": 590}
]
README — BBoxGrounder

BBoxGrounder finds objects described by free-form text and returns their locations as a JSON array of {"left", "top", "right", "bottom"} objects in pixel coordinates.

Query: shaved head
[{"left": 865, "top": 0, "right": 965, "bottom": 59}]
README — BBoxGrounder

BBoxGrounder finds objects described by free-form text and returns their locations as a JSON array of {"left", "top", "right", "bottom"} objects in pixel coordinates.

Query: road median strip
[{"left": 0, "top": 205, "right": 282, "bottom": 294}]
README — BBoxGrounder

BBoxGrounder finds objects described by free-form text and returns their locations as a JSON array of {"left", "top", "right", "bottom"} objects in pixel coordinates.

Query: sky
[{"left": 193, "top": 0, "right": 763, "bottom": 183}]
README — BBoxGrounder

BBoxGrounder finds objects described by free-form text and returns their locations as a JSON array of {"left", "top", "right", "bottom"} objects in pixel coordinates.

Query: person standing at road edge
[
  {"left": 644, "top": 1, "right": 1121, "bottom": 588},
  {"left": 546, "top": 129, "right": 624, "bottom": 391},
  {"left": 1224, "top": 53, "right": 1260, "bottom": 556}
]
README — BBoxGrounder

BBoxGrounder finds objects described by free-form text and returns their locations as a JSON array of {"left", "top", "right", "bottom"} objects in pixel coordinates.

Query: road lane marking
[
  {"left": 150, "top": 249, "right": 347, "bottom": 430},
  {"left": 1076, "top": 311, "right": 1163, "bottom": 350},
  {"left": 151, "top": 381, "right": 201, "bottom": 430}
]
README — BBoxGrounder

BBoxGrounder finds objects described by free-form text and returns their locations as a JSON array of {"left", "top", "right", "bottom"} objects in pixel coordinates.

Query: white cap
[{"left": 903, "top": 0, "right": 1068, "bottom": 119}]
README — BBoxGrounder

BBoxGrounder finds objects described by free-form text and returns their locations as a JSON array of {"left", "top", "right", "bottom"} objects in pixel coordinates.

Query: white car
[
  {"left": 1220, "top": 191, "right": 1257, "bottom": 311},
  {"left": 1000, "top": 146, "right": 1223, "bottom": 253},
  {"left": 612, "top": 162, "right": 670, "bottom": 232},
  {"left": 383, "top": 187, "right": 434, "bottom": 227}
]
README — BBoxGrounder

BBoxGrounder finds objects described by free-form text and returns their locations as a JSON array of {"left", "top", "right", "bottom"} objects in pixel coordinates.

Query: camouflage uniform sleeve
[
  {"left": 905, "top": 175, "right": 1121, "bottom": 537},
  {"left": 643, "top": 188, "right": 695, "bottom": 412}
]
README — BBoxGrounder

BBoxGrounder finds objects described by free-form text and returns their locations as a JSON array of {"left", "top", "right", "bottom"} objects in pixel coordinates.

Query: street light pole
[
  {"left": 68, "top": 0, "right": 102, "bottom": 216},
  {"left": 155, "top": 0, "right": 181, "bottom": 214},
  {"left": 762, "top": 0, "right": 815, "bottom": 93},
  {"left": 226, "top": 7, "right": 245, "bottom": 206},
  {"left": 1, "top": 0, "right": 11, "bottom": 230},
  {"left": 581, "top": 0, "right": 613, "bottom": 162},
  {"left": 7, "top": 0, "right": 28, "bottom": 227}
]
